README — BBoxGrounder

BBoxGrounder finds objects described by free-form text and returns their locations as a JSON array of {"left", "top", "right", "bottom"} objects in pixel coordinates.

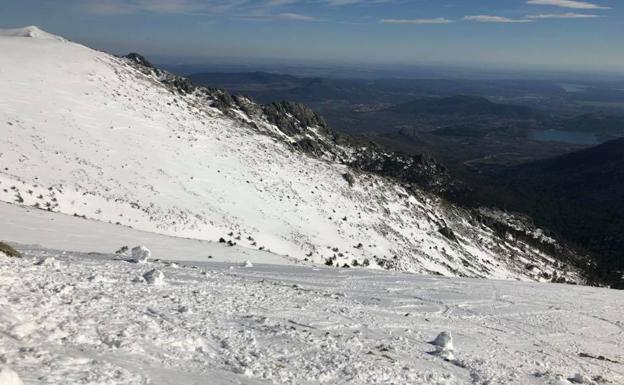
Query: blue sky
[{"left": 1, "top": 0, "right": 621, "bottom": 74}]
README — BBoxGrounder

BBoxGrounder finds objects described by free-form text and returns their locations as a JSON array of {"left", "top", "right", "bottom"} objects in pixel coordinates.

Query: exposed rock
[
  {"left": 438, "top": 226, "right": 458, "bottom": 243},
  {"left": 131, "top": 246, "right": 151, "bottom": 263},
  {"left": 0, "top": 241, "right": 21, "bottom": 258},
  {"left": 124, "top": 53, "right": 154, "bottom": 68},
  {"left": 143, "top": 269, "right": 164, "bottom": 285},
  {"left": 342, "top": 173, "right": 355, "bottom": 187},
  {"left": 263, "top": 101, "right": 328, "bottom": 137}
]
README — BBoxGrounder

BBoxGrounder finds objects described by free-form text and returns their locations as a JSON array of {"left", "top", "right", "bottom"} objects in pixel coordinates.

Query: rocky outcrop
[
  {"left": 262, "top": 101, "right": 329, "bottom": 137},
  {"left": 125, "top": 53, "right": 154, "bottom": 69}
]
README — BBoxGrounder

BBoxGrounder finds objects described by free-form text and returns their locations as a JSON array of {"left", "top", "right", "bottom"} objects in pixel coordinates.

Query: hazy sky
[{"left": 1, "top": 0, "right": 621, "bottom": 74}]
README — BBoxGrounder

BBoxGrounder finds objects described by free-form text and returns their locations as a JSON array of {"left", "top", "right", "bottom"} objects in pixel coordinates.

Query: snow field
[{"left": 1, "top": 244, "right": 622, "bottom": 385}]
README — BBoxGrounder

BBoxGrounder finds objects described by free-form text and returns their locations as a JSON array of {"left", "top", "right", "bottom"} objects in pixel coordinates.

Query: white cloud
[
  {"left": 325, "top": 0, "right": 395, "bottom": 5},
  {"left": 527, "top": 12, "right": 601, "bottom": 18},
  {"left": 464, "top": 15, "right": 533, "bottom": 23},
  {"left": 268, "top": 0, "right": 300, "bottom": 5},
  {"left": 276, "top": 12, "right": 320, "bottom": 21},
  {"left": 380, "top": 17, "right": 454, "bottom": 24},
  {"left": 526, "top": 0, "right": 610, "bottom": 9},
  {"left": 82, "top": 0, "right": 248, "bottom": 15}
]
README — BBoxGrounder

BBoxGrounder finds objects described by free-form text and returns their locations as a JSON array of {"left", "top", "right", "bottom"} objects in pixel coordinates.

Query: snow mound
[
  {"left": 34, "top": 256, "right": 60, "bottom": 268},
  {"left": 0, "top": 366, "right": 24, "bottom": 385},
  {"left": 241, "top": 260, "right": 253, "bottom": 268},
  {"left": 143, "top": 269, "right": 164, "bottom": 285},
  {"left": 131, "top": 246, "right": 151, "bottom": 263},
  {"left": 569, "top": 373, "right": 591, "bottom": 384},
  {"left": 8, "top": 320, "right": 37, "bottom": 340},
  {"left": 431, "top": 331, "right": 454, "bottom": 350},
  {"left": 0, "top": 26, "right": 66, "bottom": 42},
  {"left": 430, "top": 331, "right": 455, "bottom": 360}
]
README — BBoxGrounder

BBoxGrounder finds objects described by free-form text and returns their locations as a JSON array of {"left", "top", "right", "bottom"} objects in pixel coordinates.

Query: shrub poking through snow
[
  {"left": 0, "top": 241, "right": 21, "bottom": 258},
  {"left": 131, "top": 246, "right": 151, "bottom": 263},
  {"left": 143, "top": 269, "right": 164, "bottom": 285},
  {"left": 342, "top": 173, "right": 355, "bottom": 187},
  {"left": 115, "top": 245, "right": 129, "bottom": 255},
  {"left": 0, "top": 366, "right": 24, "bottom": 385}
]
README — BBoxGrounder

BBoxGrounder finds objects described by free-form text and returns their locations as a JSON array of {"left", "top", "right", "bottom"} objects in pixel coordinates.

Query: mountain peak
[{"left": 0, "top": 25, "right": 66, "bottom": 42}]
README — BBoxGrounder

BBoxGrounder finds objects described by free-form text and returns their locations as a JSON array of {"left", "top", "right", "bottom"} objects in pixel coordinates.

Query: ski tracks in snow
[{"left": 1, "top": 246, "right": 622, "bottom": 385}]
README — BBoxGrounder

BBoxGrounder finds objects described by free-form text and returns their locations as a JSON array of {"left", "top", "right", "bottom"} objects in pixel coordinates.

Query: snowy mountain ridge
[
  {"left": 0, "top": 25, "right": 66, "bottom": 41},
  {"left": 0, "top": 27, "right": 582, "bottom": 282}
]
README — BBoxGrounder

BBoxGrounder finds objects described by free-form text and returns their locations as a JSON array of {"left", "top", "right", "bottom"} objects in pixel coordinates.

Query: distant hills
[
  {"left": 552, "top": 113, "right": 624, "bottom": 140},
  {"left": 501, "top": 138, "right": 624, "bottom": 286},
  {"left": 188, "top": 71, "right": 393, "bottom": 104},
  {"left": 389, "top": 95, "right": 538, "bottom": 119},
  {"left": 507, "top": 137, "right": 624, "bottom": 213}
]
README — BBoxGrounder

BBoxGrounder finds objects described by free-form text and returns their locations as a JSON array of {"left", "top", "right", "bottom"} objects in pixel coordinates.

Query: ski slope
[
  {"left": 0, "top": 27, "right": 580, "bottom": 282},
  {"left": 1, "top": 241, "right": 622, "bottom": 385}
]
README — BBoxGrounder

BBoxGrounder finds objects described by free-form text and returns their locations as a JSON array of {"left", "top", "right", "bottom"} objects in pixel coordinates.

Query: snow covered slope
[
  {"left": 0, "top": 26, "right": 66, "bottom": 41},
  {"left": 0, "top": 202, "right": 294, "bottom": 265},
  {"left": 0, "top": 27, "right": 581, "bottom": 281},
  {"left": 1, "top": 244, "right": 622, "bottom": 385}
]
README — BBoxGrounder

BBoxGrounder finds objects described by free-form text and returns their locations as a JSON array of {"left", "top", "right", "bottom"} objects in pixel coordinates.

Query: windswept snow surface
[
  {"left": 0, "top": 26, "right": 66, "bottom": 42},
  {"left": 1, "top": 244, "right": 622, "bottom": 385},
  {"left": 0, "top": 202, "right": 293, "bottom": 265},
  {"left": 0, "top": 29, "right": 579, "bottom": 281}
]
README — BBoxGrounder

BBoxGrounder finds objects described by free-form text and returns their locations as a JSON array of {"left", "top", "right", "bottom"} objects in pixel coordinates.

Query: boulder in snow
[
  {"left": 131, "top": 246, "right": 151, "bottom": 263},
  {"left": 34, "top": 256, "right": 60, "bottom": 268},
  {"left": 0, "top": 366, "right": 24, "bottom": 385},
  {"left": 143, "top": 269, "right": 164, "bottom": 285},
  {"left": 431, "top": 331, "right": 454, "bottom": 350},
  {"left": 569, "top": 373, "right": 590, "bottom": 384},
  {"left": 430, "top": 331, "right": 455, "bottom": 361}
]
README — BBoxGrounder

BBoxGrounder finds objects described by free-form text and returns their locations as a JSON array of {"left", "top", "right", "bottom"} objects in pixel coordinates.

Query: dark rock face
[
  {"left": 125, "top": 53, "right": 154, "bottom": 68},
  {"left": 342, "top": 173, "right": 355, "bottom": 187},
  {"left": 167, "top": 77, "right": 196, "bottom": 94},
  {"left": 0, "top": 241, "right": 21, "bottom": 258},
  {"left": 438, "top": 226, "right": 458, "bottom": 243},
  {"left": 349, "top": 147, "right": 455, "bottom": 194},
  {"left": 123, "top": 53, "right": 195, "bottom": 94},
  {"left": 293, "top": 138, "right": 326, "bottom": 157},
  {"left": 262, "top": 101, "right": 328, "bottom": 137}
]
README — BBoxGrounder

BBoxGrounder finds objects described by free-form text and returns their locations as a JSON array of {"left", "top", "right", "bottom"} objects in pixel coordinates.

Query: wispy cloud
[
  {"left": 526, "top": 0, "right": 610, "bottom": 9},
  {"left": 380, "top": 17, "right": 454, "bottom": 24},
  {"left": 276, "top": 12, "right": 321, "bottom": 21},
  {"left": 267, "top": 0, "right": 300, "bottom": 6},
  {"left": 81, "top": 0, "right": 382, "bottom": 19},
  {"left": 527, "top": 12, "right": 601, "bottom": 18},
  {"left": 82, "top": 0, "right": 247, "bottom": 16},
  {"left": 464, "top": 15, "right": 533, "bottom": 23}
]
